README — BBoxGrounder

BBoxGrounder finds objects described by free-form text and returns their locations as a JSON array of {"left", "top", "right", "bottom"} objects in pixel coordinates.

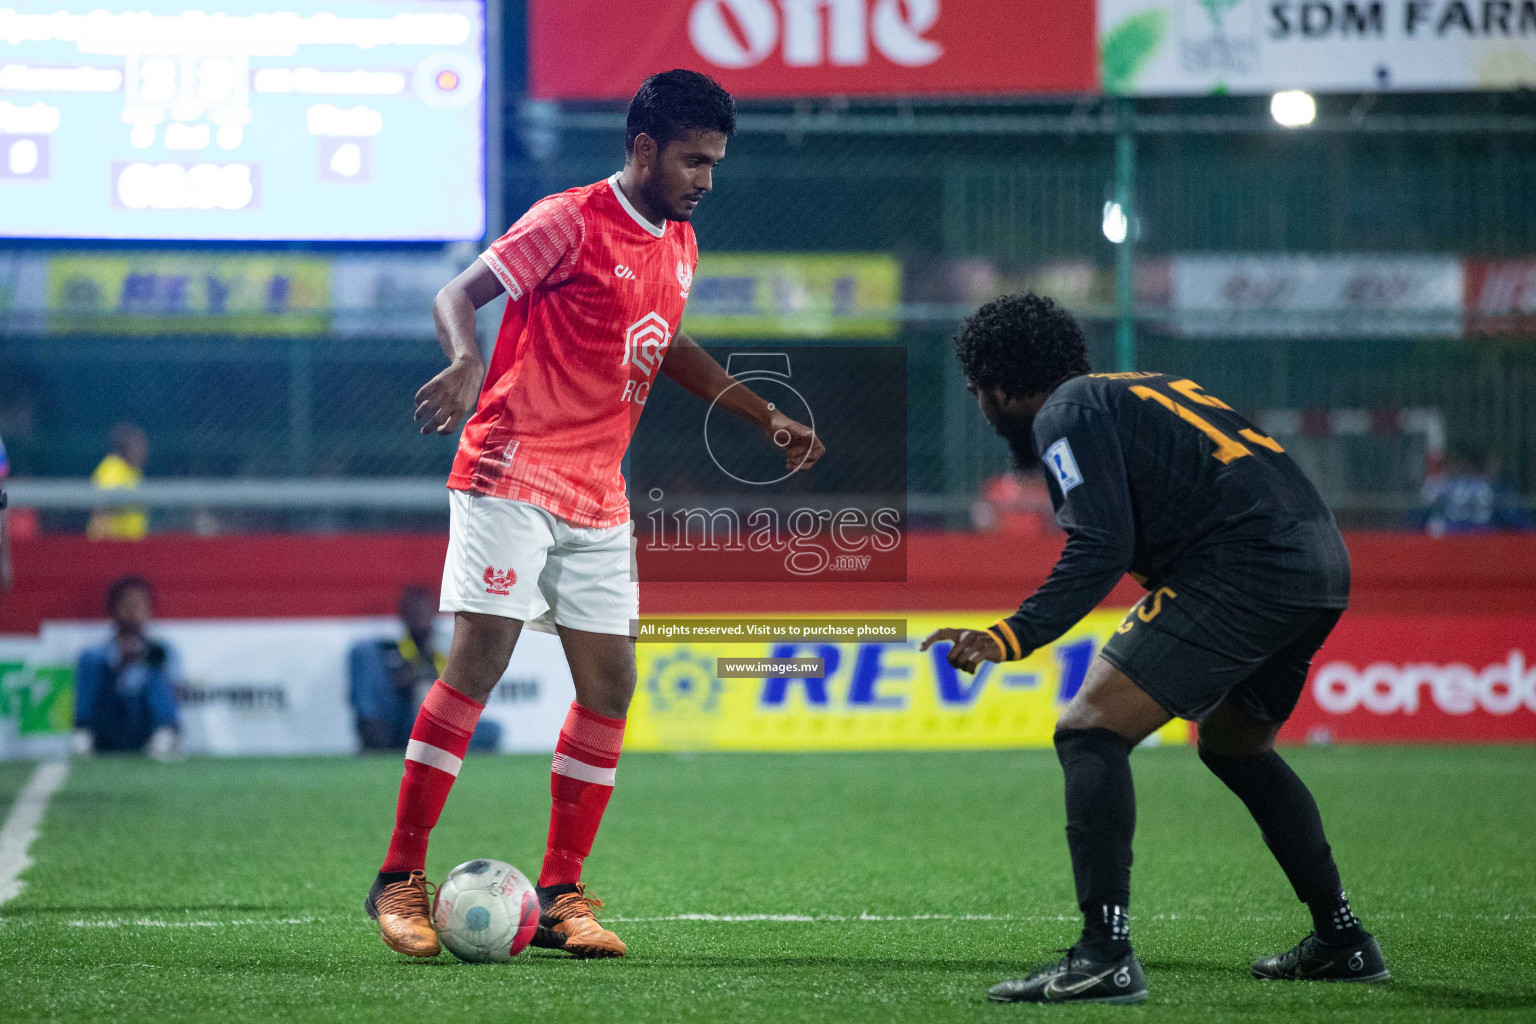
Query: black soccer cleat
[
  {"left": 988, "top": 947, "right": 1148, "bottom": 1004},
  {"left": 1252, "top": 932, "right": 1390, "bottom": 983}
]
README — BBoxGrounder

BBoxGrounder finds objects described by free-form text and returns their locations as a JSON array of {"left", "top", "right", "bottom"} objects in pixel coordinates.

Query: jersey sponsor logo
[
  {"left": 676, "top": 259, "right": 693, "bottom": 298},
  {"left": 622, "top": 312, "right": 674, "bottom": 405},
  {"left": 498, "top": 440, "right": 519, "bottom": 467},
  {"left": 483, "top": 565, "right": 517, "bottom": 595},
  {"left": 1044, "top": 437, "right": 1083, "bottom": 494},
  {"left": 1312, "top": 651, "right": 1535, "bottom": 716},
  {"left": 614, "top": 263, "right": 637, "bottom": 281}
]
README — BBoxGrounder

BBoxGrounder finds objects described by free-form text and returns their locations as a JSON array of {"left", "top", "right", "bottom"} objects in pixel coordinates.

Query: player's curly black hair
[
  {"left": 626, "top": 70, "right": 737, "bottom": 155},
  {"left": 953, "top": 293, "right": 1092, "bottom": 398}
]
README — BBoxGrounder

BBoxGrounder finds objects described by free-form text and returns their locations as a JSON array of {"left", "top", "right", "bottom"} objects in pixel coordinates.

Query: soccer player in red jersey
[{"left": 364, "top": 70, "right": 824, "bottom": 960}]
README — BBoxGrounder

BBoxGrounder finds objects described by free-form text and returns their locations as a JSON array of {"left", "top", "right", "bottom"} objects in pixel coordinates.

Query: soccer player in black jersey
[{"left": 921, "top": 294, "right": 1389, "bottom": 1005}]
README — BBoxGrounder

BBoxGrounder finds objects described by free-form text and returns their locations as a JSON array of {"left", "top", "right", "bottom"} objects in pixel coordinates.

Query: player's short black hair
[
  {"left": 625, "top": 69, "right": 736, "bottom": 155},
  {"left": 105, "top": 574, "right": 154, "bottom": 614},
  {"left": 953, "top": 293, "right": 1092, "bottom": 398}
]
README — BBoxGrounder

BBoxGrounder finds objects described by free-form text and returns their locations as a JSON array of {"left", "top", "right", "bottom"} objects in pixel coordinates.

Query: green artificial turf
[{"left": 0, "top": 747, "right": 1532, "bottom": 1022}]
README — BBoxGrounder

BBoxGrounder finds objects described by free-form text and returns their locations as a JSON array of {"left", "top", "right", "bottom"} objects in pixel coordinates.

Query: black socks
[
  {"left": 1198, "top": 747, "right": 1367, "bottom": 946},
  {"left": 1055, "top": 727, "right": 1137, "bottom": 959},
  {"left": 1308, "top": 890, "right": 1365, "bottom": 947}
]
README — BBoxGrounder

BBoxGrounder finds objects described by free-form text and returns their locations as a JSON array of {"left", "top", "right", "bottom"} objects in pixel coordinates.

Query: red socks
[
  {"left": 380, "top": 680, "right": 484, "bottom": 875},
  {"left": 539, "top": 702, "right": 626, "bottom": 887},
  {"left": 378, "top": 689, "right": 622, "bottom": 886}
]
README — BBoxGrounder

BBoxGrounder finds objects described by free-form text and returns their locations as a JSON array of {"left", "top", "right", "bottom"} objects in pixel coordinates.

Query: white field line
[
  {"left": 0, "top": 909, "right": 1520, "bottom": 930},
  {"left": 65, "top": 917, "right": 318, "bottom": 928},
  {"left": 0, "top": 760, "right": 69, "bottom": 907}
]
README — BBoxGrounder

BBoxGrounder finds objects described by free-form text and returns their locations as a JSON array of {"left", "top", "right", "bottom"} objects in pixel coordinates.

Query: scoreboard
[{"left": 0, "top": 0, "right": 486, "bottom": 241}]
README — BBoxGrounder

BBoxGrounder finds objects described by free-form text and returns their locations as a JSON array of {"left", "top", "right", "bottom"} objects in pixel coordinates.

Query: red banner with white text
[
  {"left": 1279, "top": 616, "right": 1536, "bottom": 744},
  {"left": 528, "top": 0, "right": 1098, "bottom": 100}
]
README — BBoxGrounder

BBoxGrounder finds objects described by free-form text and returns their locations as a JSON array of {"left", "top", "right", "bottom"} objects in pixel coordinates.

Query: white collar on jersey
[{"left": 607, "top": 173, "right": 667, "bottom": 238}]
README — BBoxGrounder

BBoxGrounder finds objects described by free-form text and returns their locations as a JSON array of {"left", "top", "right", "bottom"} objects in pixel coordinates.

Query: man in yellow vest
[{"left": 87, "top": 423, "right": 149, "bottom": 541}]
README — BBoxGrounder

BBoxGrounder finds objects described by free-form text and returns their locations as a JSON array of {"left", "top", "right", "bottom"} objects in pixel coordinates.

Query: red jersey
[{"left": 449, "top": 174, "right": 698, "bottom": 528}]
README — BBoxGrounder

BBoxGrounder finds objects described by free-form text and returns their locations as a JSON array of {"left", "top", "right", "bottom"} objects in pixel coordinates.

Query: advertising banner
[
  {"left": 1279, "top": 615, "right": 1536, "bottom": 744},
  {"left": 330, "top": 253, "right": 469, "bottom": 338},
  {"left": 32, "top": 618, "right": 576, "bottom": 757},
  {"left": 1170, "top": 255, "right": 1463, "bottom": 337},
  {"left": 681, "top": 253, "right": 901, "bottom": 339},
  {"left": 1099, "top": 0, "right": 1536, "bottom": 95},
  {"left": 529, "top": 0, "right": 1096, "bottom": 100},
  {"left": 46, "top": 253, "right": 331, "bottom": 335},
  {"left": 627, "top": 611, "right": 1193, "bottom": 751},
  {"left": 1464, "top": 259, "right": 1536, "bottom": 336},
  {"left": 0, "top": 635, "right": 72, "bottom": 759},
  {"left": 13, "top": 610, "right": 1530, "bottom": 757}
]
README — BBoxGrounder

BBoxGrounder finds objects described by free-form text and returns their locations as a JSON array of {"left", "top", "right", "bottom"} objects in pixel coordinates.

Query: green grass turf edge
[{"left": 0, "top": 747, "right": 1531, "bottom": 1023}]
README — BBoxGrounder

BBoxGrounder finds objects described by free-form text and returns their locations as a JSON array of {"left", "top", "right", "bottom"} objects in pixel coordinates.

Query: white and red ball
[{"left": 432, "top": 858, "right": 540, "bottom": 963}]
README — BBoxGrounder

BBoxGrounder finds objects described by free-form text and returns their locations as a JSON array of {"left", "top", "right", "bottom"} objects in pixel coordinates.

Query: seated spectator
[
  {"left": 74, "top": 575, "right": 182, "bottom": 759},
  {"left": 349, "top": 586, "right": 502, "bottom": 752},
  {"left": 1418, "top": 449, "right": 1535, "bottom": 536}
]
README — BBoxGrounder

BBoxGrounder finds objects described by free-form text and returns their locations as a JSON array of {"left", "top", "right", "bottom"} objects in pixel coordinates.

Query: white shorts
[{"left": 440, "top": 489, "right": 638, "bottom": 637}]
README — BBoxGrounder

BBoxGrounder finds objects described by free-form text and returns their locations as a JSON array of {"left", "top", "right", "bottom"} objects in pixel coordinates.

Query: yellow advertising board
[
  {"left": 628, "top": 611, "right": 1190, "bottom": 751},
  {"left": 681, "top": 253, "right": 900, "bottom": 339},
  {"left": 47, "top": 254, "right": 330, "bottom": 335}
]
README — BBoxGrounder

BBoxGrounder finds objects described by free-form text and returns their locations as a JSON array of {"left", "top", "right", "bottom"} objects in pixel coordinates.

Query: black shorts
[{"left": 1098, "top": 582, "right": 1343, "bottom": 723}]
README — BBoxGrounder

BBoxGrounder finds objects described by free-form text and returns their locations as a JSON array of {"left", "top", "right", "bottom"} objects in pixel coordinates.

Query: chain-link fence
[{"left": 3, "top": 95, "right": 1534, "bottom": 531}]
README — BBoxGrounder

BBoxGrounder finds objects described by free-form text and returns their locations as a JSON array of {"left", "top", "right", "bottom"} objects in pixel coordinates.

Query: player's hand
[
  {"left": 920, "top": 627, "right": 1005, "bottom": 675},
  {"left": 764, "top": 410, "right": 825, "bottom": 473},
  {"left": 414, "top": 357, "right": 485, "bottom": 436}
]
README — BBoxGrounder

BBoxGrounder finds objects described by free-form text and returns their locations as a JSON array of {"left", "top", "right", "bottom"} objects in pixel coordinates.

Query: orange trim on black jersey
[{"left": 983, "top": 620, "right": 1019, "bottom": 660}]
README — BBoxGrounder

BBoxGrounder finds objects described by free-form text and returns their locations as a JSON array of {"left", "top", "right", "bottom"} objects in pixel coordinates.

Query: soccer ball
[{"left": 432, "top": 858, "right": 541, "bottom": 963}]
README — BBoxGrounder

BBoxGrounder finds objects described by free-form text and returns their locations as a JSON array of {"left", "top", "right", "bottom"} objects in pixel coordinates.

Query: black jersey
[{"left": 999, "top": 372, "right": 1350, "bottom": 657}]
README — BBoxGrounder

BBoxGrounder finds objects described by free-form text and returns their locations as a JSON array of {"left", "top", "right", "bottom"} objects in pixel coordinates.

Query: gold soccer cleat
[
  {"left": 365, "top": 870, "right": 442, "bottom": 958},
  {"left": 533, "top": 883, "right": 627, "bottom": 958}
]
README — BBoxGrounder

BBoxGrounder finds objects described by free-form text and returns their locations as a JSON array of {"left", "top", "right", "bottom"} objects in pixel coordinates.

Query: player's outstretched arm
[
  {"left": 415, "top": 261, "right": 504, "bottom": 436},
  {"left": 661, "top": 334, "right": 826, "bottom": 473}
]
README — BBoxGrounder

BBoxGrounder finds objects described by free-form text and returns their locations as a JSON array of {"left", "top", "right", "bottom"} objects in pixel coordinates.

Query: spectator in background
[
  {"left": 74, "top": 575, "right": 182, "bottom": 760},
  {"left": 87, "top": 422, "right": 149, "bottom": 541},
  {"left": 0, "top": 432, "right": 11, "bottom": 593},
  {"left": 349, "top": 586, "right": 502, "bottom": 752},
  {"left": 971, "top": 467, "right": 1054, "bottom": 537},
  {"left": 1418, "top": 448, "right": 1535, "bottom": 536}
]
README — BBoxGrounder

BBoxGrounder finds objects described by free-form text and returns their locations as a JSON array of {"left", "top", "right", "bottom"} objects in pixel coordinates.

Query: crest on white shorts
[{"left": 483, "top": 565, "right": 517, "bottom": 595}]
